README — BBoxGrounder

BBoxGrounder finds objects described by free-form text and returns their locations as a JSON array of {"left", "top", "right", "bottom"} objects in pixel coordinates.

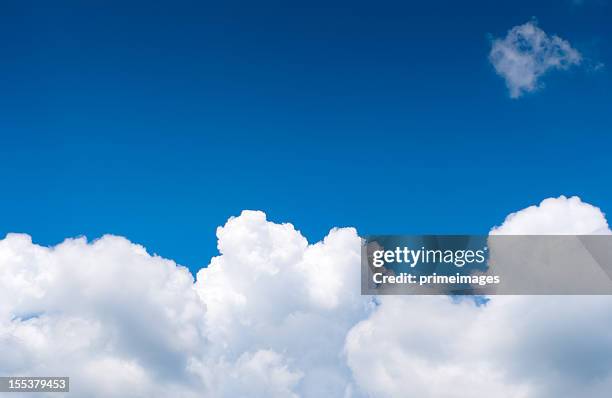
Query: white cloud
[
  {"left": 489, "top": 21, "right": 582, "bottom": 98},
  {"left": 345, "top": 196, "right": 612, "bottom": 398},
  {"left": 189, "top": 350, "right": 304, "bottom": 398},
  {"left": 346, "top": 293, "right": 612, "bottom": 398},
  {"left": 193, "top": 211, "right": 371, "bottom": 397},
  {"left": 1, "top": 197, "right": 612, "bottom": 397},
  {"left": 0, "top": 211, "right": 371, "bottom": 397},
  {"left": 0, "top": 234, "right": 207, "bottom": 397},
  {"left": 491, "top": 195, "right": 611, "bottom": 235}
]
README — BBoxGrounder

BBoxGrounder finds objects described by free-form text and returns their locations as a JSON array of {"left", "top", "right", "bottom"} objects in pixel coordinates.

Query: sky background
[{"left": 0, "top": 0, "right": 610, "bottom": 272}]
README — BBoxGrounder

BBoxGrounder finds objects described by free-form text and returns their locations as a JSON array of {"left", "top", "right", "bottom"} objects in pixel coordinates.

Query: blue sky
[{"left": 0, "top": 0, "right": 610, "bottom": 271}]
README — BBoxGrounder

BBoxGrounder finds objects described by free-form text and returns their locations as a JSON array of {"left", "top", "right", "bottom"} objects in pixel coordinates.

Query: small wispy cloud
[{"left": 489, "top": 20, "right": 582, "bottom": 98}]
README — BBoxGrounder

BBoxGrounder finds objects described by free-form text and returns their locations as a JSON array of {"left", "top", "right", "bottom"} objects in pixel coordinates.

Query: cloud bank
[
  {"left": 489, "top": 21, "right": 582, "bottom": 98},
  {"left": 1, "top": 196, "right": 612, "bottom": 397}
]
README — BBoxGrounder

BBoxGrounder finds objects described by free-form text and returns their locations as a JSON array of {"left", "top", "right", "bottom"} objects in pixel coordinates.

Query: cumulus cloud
[
  {"left": 1, "top": 196, "right": 612, "bottom": 397},
  {"left": 491, "top": 195, "right": 611, "bottom": 235},
  {"left": 346, "top": 294, "right": 612, "bottom": 398},
  {"left": 193, "top": 211, "right": 371, "bottom": 397},
  {"left": 489, "top": 21, "right": 582, "bottom": 98},
  {"left": 0, "top": 234, "right": 207, "bottom": 397},
  {"left": 0, "top": 211, "right": 371, "bottom": 397},
  {"left": 345, "top": 196, "right": 612, "bottom": 398}
]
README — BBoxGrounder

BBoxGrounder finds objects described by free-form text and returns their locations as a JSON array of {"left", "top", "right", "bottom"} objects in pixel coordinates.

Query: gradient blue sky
[{"left": 1, "top": 0, "right": 610, "bottom": 271}]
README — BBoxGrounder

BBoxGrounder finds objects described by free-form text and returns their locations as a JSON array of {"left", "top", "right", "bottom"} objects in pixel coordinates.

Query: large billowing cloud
[
  {"left": 1, "top": 196, "right": 611, "bottom": 397},
  {"left": 489, "top": 21, "right": 582, "bottom": 98},
  {"left": 192, "top": 211, "right": 370, "bottom": 397},
  {"left": 345, "top": 196, "right": 612, "bottom": 398},
  {"left": 0, "top": 234, "right": 207, "bottom": 397},
  {"left": 0, "top": 211, "right": 370, "bottom": 397}
]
